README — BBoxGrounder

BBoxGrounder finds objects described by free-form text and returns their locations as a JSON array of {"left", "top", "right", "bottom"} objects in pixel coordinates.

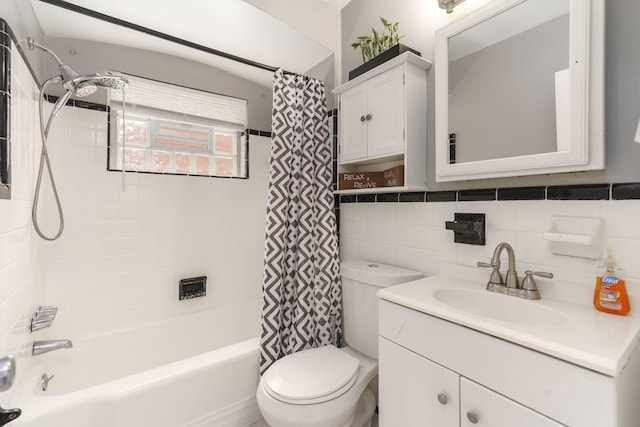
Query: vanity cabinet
[
  {"left": 379, "top": 338, "right": 561, "bottom": 426},
  {"left": 378, "top": 298, "right": 640, "bottom": 427},
  {"left": 333, "top": 52, "right": 431, "bottom": 194}
]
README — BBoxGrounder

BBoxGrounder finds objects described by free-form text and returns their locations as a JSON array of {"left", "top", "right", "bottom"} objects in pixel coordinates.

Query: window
[{"left": 108, "top": 74, "right": 248, "bottom": 178}]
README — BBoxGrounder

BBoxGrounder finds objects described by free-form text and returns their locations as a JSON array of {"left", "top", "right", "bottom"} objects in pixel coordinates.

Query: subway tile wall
[
  {"left": 340, "top": 199, "right": 640, "bottom": 293},
  {"left": 37, "top": 105, "right": 271, "bottom": 338},
  {"left": 0, "top": 40, "right": 41, "bottom": 405}
]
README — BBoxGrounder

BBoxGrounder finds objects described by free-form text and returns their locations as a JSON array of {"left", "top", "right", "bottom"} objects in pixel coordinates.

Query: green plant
[{"left": 351, "top": 17, "right": 403, "bottom": 63}]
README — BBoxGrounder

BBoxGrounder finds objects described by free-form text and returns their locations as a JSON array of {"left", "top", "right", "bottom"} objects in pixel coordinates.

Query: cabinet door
[
  {"left": 460, "top": 378, "right": 562, "bottom": 427},
  {"left": 379, "top": 338, "right": 459, "bottom": 427},
  {"left": 339, "top": 83, "right": 368, "bottom": 163},
  {"left": 366, "top": 65, "right": 405, "bottom": 158}
]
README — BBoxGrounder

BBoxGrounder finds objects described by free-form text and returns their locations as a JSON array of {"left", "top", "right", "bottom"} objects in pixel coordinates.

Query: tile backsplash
[{"left": 339, "top": 198, "right": 640, "bottom": 294}]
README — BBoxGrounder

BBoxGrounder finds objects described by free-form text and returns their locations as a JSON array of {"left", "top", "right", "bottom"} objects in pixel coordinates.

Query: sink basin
[{"left": 433, "top": 288, "right": 567, "bottom": 326}]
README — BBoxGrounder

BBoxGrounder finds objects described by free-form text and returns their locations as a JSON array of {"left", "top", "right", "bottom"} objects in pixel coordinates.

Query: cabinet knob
[
  {"left": 360, "top": 115, "right": 366, "bottom": 122},
  {"left": 365, "top": 113, "right": 372, "bottom": 121},
  {"left": 437, "top": 392, "right": 448, "bottom": 405},
  {"left": 466, "top": 410, "right": 479, "bottom": 424}
]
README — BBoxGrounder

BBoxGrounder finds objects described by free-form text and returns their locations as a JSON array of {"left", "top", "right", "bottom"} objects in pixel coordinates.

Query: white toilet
[{"left": 257, "top": 258, "right": 425, "bottom": 427}]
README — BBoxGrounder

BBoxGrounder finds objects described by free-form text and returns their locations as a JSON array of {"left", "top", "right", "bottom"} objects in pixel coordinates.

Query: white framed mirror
[{"left": 435, "top": 0, "right": 604, "bottom": 182}]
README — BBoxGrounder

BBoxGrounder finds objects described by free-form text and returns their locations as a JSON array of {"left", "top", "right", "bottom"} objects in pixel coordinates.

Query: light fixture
[{"left": 438, "top": 0, "right": 466, "bottom": 13}]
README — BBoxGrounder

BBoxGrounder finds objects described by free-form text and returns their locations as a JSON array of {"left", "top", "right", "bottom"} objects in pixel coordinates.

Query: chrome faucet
[
  {"left": 478, "top": 242, "right": 553, "bottom": 300},
  {"left": 32, "top": 340, "right": 72, "bottom": 356},
  {"left": 478, "top": 242, "right": 519, "bottom": 290}
]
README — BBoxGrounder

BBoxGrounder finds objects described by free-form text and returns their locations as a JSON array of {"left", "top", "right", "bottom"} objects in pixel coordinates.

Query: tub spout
[{"left": 32, "top": 340, "right": 73, "bottom": 356}]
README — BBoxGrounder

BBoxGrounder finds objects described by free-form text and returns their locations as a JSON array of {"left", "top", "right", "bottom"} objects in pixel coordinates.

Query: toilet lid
[{"left": 263, "top": 345, "right": 360, "bottom": 404}]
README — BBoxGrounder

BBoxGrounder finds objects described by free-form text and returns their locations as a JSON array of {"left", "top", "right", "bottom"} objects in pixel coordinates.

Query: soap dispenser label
[{"left": 599, "top": 276, "right": 621, "bottom": 309}]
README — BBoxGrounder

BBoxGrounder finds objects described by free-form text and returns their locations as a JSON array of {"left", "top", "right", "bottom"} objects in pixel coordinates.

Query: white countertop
[{"left": 377, "top": 263, "right": 640, "bottom": 376}]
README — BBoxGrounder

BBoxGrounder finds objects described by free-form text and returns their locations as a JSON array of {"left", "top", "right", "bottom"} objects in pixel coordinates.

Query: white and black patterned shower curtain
[{"left": 259, "top": 69, "right": 341, "bottom": 375}]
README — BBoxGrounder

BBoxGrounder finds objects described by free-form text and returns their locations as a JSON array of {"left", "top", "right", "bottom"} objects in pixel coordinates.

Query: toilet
[{"left": 256, "top": 258, "right": 425, "bottom": 427}]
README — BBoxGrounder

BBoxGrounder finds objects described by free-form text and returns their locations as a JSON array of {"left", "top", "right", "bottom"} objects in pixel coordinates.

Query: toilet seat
[{"left": 262, "top": 345, "right": 360, "bottom": 405}]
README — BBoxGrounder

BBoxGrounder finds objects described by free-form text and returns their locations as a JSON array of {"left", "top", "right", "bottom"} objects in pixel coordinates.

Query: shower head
[
  {"left": 27, "top": 38, "right": 129, "bottom": 97},
  {"left": 62, "top": 71, "right": 129, "bottom": 97}
]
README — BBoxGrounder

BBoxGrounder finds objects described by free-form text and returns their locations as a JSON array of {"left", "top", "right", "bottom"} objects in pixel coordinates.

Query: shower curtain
[{"left": 259, "top": 69, "right": 341, "bottom": 375}]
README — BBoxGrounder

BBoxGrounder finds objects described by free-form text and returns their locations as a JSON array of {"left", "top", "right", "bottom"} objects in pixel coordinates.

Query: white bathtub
[{"left": 15, "top": 300, "right": 263, "bottom": 427}]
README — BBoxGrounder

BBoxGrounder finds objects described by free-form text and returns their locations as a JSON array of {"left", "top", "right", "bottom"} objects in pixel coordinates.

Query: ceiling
[{"left": 29, "top": 0, "right": 336, "bottom": 88}]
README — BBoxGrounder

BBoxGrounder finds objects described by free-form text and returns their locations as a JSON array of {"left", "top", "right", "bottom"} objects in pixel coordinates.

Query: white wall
[
  {"left": 340, "top": 199, "right": 640, "bottom": 294},
  {"left": 0, "top": 42, "right": 41, "bottom": 407},
  {"left": 246, "top": 0, "right": 342, "bottom": 85},
  {"left": 35, "top": 107, "right": 271, "bottom": 339}
]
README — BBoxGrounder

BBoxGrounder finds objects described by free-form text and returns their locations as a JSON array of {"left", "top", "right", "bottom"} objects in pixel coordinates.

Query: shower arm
[
  {"left": 27, "top": 38, "right": 64, "bottom": 67},
  {"left": 28, "top": 38, "right": 83, "bottom": 91}
]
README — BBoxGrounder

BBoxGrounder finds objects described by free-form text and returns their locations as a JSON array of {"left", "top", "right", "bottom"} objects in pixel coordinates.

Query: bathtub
[{"left": 15, "top": 300, "right": 263, "bottom": 427}]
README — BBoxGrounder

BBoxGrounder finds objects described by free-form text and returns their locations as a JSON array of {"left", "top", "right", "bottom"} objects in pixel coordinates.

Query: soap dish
[{"left": 543, "top": 216, "right": 602, "bottom": 259}]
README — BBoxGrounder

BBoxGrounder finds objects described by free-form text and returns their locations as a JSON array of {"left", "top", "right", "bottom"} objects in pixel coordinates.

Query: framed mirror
[{"left": 435, "top": 0, "right": 604, "bottom": 182}]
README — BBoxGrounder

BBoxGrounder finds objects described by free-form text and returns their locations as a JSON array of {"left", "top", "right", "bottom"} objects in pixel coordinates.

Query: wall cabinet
[
  {"left": 333, "top": 52, "right": 431, "bottom": 194},
  {"left": 339, "top": 66, "right": 405, "bottom": 163}
]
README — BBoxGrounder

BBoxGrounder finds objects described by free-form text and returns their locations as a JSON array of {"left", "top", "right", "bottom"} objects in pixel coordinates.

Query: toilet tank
[{"left": 341, "top": 259, "right": 425, "bottom": 359}]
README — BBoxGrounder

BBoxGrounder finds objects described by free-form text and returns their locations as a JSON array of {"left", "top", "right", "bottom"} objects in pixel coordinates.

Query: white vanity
[{"left": 377, "top": 263, "right": 640, "bottom": 426}]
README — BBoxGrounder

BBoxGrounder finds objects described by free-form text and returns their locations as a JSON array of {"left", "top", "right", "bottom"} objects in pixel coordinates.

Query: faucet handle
[
  {"left": 477, "top": 261, "right": 497, "bottom": 269},
  {"left": 30, "top": 315, "right": 55, "bottom": 332},
  {"left": 477, "top": 261, "right": 504, "bottom": 286},
  {"left": 521, "top": 270, "right": 553, "bottom": 300},
  {"left": 522, "top": 270, "right": 553, "bottom": 289},
  {"left": 35, "top": 306, "right": 58, "bottom": 317}
]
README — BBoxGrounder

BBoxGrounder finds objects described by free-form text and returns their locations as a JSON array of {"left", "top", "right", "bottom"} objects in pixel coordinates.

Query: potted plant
[{"left": 349, "top": 17, "right": 420, "bottom": 80}]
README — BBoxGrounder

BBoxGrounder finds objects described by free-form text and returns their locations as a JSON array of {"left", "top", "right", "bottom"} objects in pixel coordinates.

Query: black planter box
[{"left": 349, "top": 44, "right": 421, "bottom": 81}]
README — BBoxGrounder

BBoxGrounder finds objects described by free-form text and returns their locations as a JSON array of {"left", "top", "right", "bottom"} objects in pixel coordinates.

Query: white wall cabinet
[
  {"left": 339, "top": 66, "right": 405, "bottom": 163},
  {"left": 333, "top": 52, "right": 431, "bottom": 194}
]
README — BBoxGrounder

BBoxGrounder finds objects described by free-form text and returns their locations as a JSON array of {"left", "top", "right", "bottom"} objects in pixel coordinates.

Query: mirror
[{"left": 435, "top": 0, "right": 604, "bottom": 182}]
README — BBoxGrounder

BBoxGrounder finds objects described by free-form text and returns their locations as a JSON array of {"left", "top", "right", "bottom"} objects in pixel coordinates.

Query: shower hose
[{"left": 32, "top": 77, "right": 71, "bottom": 241}]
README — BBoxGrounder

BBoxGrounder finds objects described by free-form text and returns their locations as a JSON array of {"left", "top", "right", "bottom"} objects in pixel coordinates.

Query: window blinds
[{"left": 109, "top": 74, "right": 248, "bottom": 130}]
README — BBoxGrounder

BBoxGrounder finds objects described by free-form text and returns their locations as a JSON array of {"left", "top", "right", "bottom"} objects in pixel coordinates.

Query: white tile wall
[
  {"left": 340, "top": 199, "right": 640, "bottom": 294},
  {"left": 0, "top": 40, "right": 271, "bottom": 399},
  {"left": 36, "top": 107, "right": 271, "bottom": 338},
  {"left": 0, "top": 42, "right": 41, "bottom": 406}
]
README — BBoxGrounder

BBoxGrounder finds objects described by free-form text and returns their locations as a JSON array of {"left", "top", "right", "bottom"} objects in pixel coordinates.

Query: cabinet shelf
[{"left": 334, "top": 185, "right": 428, "bottom": 195}]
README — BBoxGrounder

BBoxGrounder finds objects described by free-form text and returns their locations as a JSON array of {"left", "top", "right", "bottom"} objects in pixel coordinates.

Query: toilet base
[
  {"left": 258, "top": 386, "right": 376, "bottom": 427},
  {"left": 351, "top": 387, "right": 376, "bottom": 427}
]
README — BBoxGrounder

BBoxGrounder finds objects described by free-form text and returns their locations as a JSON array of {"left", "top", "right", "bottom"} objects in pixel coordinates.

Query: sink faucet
[
  {"left": 477, "top": 242, "right": 553, "bottom": 300},
  {"left": 478, "top": 242, "right": 519, "bottom": 290},
  {"left": 32, "top": 340, "right": 73, "bottom": 356}
]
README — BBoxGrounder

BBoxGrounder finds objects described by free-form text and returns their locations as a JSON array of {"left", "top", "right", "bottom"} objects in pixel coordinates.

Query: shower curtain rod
[{"left": 37, "top": 0, "right": 281, "bottom": 74}]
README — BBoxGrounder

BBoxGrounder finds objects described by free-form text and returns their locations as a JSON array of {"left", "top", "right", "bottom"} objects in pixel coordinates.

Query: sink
[{"left": 433, "top": 288, "right": 567, "bottom": 326}]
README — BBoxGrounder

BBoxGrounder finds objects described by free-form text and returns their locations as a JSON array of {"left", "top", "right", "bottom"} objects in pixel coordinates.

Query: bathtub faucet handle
[
  {"left": 35, "top": 305, "right": 58, "bottom": 318},
  {"left": 30, "top": 306, "right": 58, "bottom": 333}
]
